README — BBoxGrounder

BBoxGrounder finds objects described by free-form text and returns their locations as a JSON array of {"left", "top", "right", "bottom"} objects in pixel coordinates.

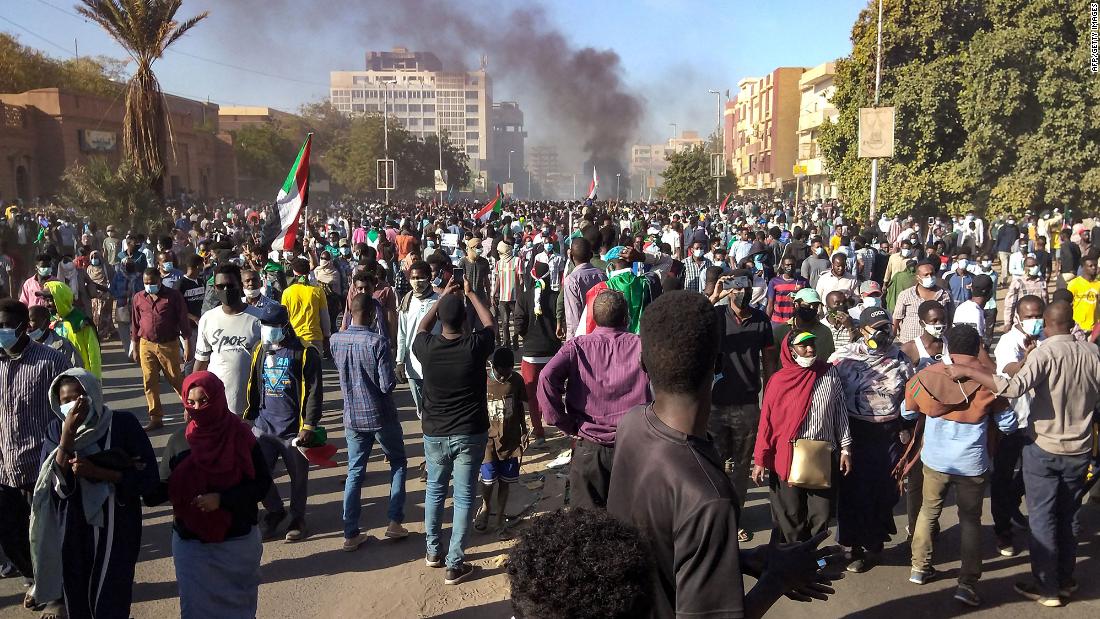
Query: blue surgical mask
[
  {"left": 90, "top": 259, "right": 101, "bottom": 266},
  {"left": 427, "top": 241, "right": 436, "bottom": 248},
  {"left": 1021, "top": 318, "right": 1044, "bottom": 337},
  {"left": 37, "top": 266, "right": 52, "bottom": 277},
  {"left": 144, "top": 284, "right": 160, "bottom": 295},
  {"left": 261, "top": 325, "right": 285, "bottom": 345},
  {"left": 27, "top": 327, "right": 45, "bottom": 341},
  {"left": 59, "top": 400, "right": 78, "bottom": 417},
  {"left": 0, "top": 327, "right": 21, "bottom": 350},
  {"left": 162, "top": 262, "right": 174, "bottom": 271},
  {"left": 544, "top": 243, "right": 554, "bottom": 253}
]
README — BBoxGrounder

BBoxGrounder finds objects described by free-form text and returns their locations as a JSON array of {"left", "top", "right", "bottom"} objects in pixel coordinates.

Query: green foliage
[
  {"left": 660, "top": 145, "right": 736, "bottom": 205},
  {"left": 231, "top": 123, "right": 298, "bottom": 197},
  {"left": 821, "top": 0, "right": 1100, "bottom": 219},
  {"left": 0, "top": 33, "right": 125, "bottom": 97},
  {"left": 56, "top": 158, "right": 161, "bottom": 233}
]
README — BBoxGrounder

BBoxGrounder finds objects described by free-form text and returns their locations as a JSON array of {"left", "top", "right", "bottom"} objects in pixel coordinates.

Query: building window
[
  {"left": 408, "top": 117, "right": 420, "bottom": 126},
  {"left": 466, "top": 118, "right": 478, "bottom": 127},
  {"left": 466, "top": 145, "right": 479, "bottom": 154},
  {"left": 466, "top": 105, "right": 478, "bottom": 113},
  {"left": 423, "top": 104, "right": 435, "bottom": 113},
  {"left": 466, "top": 131, "right": 479, "bottom": 140},
  {"left": 352, "top": 103, "right": 365, "bottom": 112},
  {"left": 424, "top": 118, "right": 435, "bottom": 126},
  {"left": 408, "top": 104, "right": 421, "bottom": 112},
  {"left": 366, "top": 104, "right": 379, "bottom": 112},
  {"left": 466, "top": 91, "right": 478, "bottom": 99}
]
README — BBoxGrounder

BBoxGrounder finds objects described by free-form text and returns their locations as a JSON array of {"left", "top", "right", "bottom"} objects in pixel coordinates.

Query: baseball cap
[
  {"left": 257, "top": 304, "right": 289, "bottom": 326},
  {"left": 792, "top": 331, "right": 817, "bottom": 345},
  {"left": 860, "top": 306, "right": 891, "bottom": 329},
  {"left": 860, "top": 281, "right": 882, "bottom": 296},
  {"left": 792, "top": 288, "right": 822, "bottom": 305},
  {"left": 338, "top": 238, "right": 349, "bottom": 247}
]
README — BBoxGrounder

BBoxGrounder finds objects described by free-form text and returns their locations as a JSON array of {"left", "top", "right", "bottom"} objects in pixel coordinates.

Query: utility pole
[
  {"left": 383, "top": 80, "right": 390, "bottom": 205},
  {"left": 869, "top": 0, "right": 884, "bottom": 219},
  {"left": 508, "top": 150, "right": 515, "bottom": 181},
  {"left": 709, "top": 89, "right": 723, "bottom": 203},
  {"left": 616, "top": 173, "right": 621, "bottom": 201},
  {"left": 573, "top": 174, "right": 577, "bottom": 200},
  {"left": 437, "top": 122, "right": 445, "bottom": 206}
]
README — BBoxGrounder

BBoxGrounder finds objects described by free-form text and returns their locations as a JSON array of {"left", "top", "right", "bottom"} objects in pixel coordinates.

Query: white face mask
[
  {"left": 955, "top": 260, "right": 969, "bottom": 271},
  {"left": 794, "top": 354, "right": 816, "bottom": 368},
  {"left": 862, "top": 296, "right": 881, "bottom": 308},
  {"left": 920, "top": 275, "right": 936, "bottom": 289},
  {"left": 244, "top": 287, "right": 262, "bottom": 299},
  {"left": 1027, "top": 265, "right": 1040, "bottom": 277},
  {"left": 1020, "top": 318, "right": 1044, "bottom": 337},
  {"left": 980, "top": 260, "right": 992, "bottom": 269},
  {"left": 59, "top": 400, "right": 78, "bottom": 417},
  {"left": 900, "top": 248, "right": 912, "bottom": 258},
  {"left": 923, "top": 322, "right": 945, "bottom": 339}
]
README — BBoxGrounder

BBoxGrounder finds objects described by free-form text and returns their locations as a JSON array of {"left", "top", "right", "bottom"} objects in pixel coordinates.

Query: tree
[
  {"left": 661, "top": 145, "right": 736, "bottom": 205},
  {"left": 76, "top": 0, "right": 208, "bottom": 200},
  {"left": 57, "top": 157, "right": 161, "bottom": 233},
  {"left": 821, "top": 0, "right": 1100, "bottom": 219},
  {"left": 0, "top": 32, "right": 126, "bottom": 97},
  {"left": 231, "top": 123, "right": 297, "bottom": 197}
]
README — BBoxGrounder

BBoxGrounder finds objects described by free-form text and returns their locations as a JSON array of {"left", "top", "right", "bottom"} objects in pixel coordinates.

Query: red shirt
[{"left": 130, "top": 287, "right": 192, "bottom": 344}]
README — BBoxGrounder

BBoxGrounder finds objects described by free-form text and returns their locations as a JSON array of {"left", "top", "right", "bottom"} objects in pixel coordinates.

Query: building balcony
[
  {"left": 799, "top": 62, "right": 836, "bottom": 87},
  {"left": 795, "top": 157, "right": 827, "bottom": 176}
]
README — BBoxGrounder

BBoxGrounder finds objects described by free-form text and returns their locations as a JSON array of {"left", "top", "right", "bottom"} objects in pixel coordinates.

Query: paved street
[{"left": 1, "top": 340, "right": 1098, "bottom": 618}]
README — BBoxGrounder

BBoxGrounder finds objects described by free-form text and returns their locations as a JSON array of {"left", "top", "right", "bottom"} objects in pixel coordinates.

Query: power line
[{"left": 31, "top": 0, "right": 329, "bottom": 88}]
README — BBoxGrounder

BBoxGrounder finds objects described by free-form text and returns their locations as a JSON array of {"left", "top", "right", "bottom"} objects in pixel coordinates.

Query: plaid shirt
[
  {"left": 683, "top": 257, "right": 712, "bottom": 293},
  {"left": 331, "top": 324, "right": 397, "bottom": 432}
]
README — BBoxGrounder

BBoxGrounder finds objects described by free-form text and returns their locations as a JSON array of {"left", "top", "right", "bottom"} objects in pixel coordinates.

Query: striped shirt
[
  {"left": 492, "top": 258, "right": 519, "bottom": 302},
  {"left": 796, "top": 366, "right": 852, "bottom": 448},
  {"left": 0, "top": 342, "right": 73, "bottom": 488},
  {"left": 766, "top": 276, "right": 808, "bottom": 324}
]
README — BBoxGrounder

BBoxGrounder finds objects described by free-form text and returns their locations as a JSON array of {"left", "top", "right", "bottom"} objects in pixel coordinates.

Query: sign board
[
  {"left": 78, "top": 129, "right": 117, "bottom": 153},
  {"left": 858, "top": 107, "right": 895, "bottom": 158},
  {"left": 792, "top": 164, "right": 808, "bottom": 176},
  {"left": 440, "top": 232, "right": 459, "bottom": 248},
  {"left": 710, "top": 153, "right": 726, "bottom": 178},
  {"left": 433, "top": 169, "right": 448, "bottom": 191},
  {"left": 376, "top": 159, "right": 395, "bottom": 190},
  {"left": 474, "top": 170, "right": 488, "bottom": 193},
  {"left": 503, "top": 182, "right": 515, "bottom": 196}
]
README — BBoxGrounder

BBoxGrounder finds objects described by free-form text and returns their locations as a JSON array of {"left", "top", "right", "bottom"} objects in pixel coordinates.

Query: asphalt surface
[{"left": 0, "top": 340, "right": 1098, "bottom": 618}]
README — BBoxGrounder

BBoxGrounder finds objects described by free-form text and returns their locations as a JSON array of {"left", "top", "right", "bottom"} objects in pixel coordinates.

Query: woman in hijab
[
  {"left": 514, "top": 261, "right": 561, "bottom": 446},
  {"left": 312, "top": 250, "right": 344, "bottom": 332},
  {"left": 828, "top": 307, "right": 915, "bottom": 573},
  {"left": 30, "top": 368, "right": 158, "bottom": 619},
  {"left": 149, "top": 371, "right": 271, "bottom": 619},
  {"left": 42, "top": 281, "right": 101, "bottom": 378},
  {"left": 751, "top": 331, "right": 852, "bottom": 544},
  {"left": 85, "top": 250, "right": 115, "bottom": 340}
]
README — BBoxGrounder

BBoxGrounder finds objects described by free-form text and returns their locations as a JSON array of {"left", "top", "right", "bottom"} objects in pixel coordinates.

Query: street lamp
[
  {"left": 616, "top": 173, "right": 621, "bottom": 201},
  {"left": 508, "top": 149, "right": 515, "bottom": 181},
  {"left": 669, "top": 122, "right": 678, "bottom": 140},
  {"left": 709, "top": 89, "right": 723, "bottom": 203}
]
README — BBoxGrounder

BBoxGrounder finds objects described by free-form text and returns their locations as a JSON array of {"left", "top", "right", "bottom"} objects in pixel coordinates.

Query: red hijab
[
  {"left": 754, "top": 332, "right": 830, "bottom": 480},
  {"left": 168, "top": 371, "right": 257, "bottom": 542}
]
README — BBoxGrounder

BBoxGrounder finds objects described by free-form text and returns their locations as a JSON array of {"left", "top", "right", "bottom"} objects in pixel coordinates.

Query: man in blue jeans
[
  {"left": 413, "top": 278, "right": 495, "bottom": 585},
  {"left": 331, "top": 294, "right": 408, "bottom": 551}
]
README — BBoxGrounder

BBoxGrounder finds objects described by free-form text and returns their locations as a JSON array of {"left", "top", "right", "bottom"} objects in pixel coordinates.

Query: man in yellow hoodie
[{"left": 38, "top": 281, "right": 101, "bottom": 378}]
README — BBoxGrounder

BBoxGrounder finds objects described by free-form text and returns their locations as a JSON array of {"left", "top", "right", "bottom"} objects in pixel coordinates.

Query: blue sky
[{"left": 3, "top": 0, "right": 868, "bottom": 145}]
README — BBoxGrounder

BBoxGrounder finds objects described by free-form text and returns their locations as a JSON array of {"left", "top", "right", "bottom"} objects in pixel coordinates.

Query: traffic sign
[
  {"left": 792, "top": 164, "right": 808, "bottom": 176},
  {"left": 433, "top": 169, "right": 448, "bottom": 191},
  {"left": 858, "top": 107, "right": 895, "bottom": 158}
]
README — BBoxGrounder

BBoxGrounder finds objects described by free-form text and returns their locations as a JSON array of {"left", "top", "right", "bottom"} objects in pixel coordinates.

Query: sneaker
[
  {"left": 531, "top": 436, "right": 546, "bottom": 447},
  {"left": 342, "top": 533, "right": 369, "bottom": 552},
  {"left": 1014, "top": 581, "right": 1064, "bottom": 607},
  {"left": 846, "top": 552, "right": 879, "bottom": 574},
  {"left": 444, "top": 563, "right": 474, "bottom": 585},
  {"left": 1059, "top": 579, "right": 1078, "bottom": 598},
  {"left": 384, "top": 522, "right": 409, "bottom": 539},
  {"left": 425, "top": 553, "right": 444, "bottom": 568},
  {"left": 954, "top": 584, "right": 981, "bottom": 607},
  {"left": 909, "top": 568, "right": 937, "bottom": 585},
  {"left": 259, "top": 510, "right": 287, "bottom": 541},
  {"left": 996, "top": 534, "right": 1017, "bottom": 557},
  {"left": 284, "top": 518, "right": 306, "bottom": 542}
]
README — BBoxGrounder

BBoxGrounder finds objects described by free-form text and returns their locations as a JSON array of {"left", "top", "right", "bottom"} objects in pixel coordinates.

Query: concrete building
[
  {"left": 0, "top": 87, "right": 236, "bottom": 203},
  {"left": 330, "top": 47, "right": 492, "bottom": 176},
  {"left": 528, "top": 144, "right": 564, "bottom": 199},
  {"left": 629, "top": 130, "right": 704, "bottom": 198},
  {"left": 724, "top": 67, "right": 806, "bottom": 194},
  {"left": 489, "top": 101, "right": 526, "bottom": 192},
  {"left": 796, "top": 62, "right": 838, "bottom": 199},
  {"left": 217, "top": 106, "right": 298, "bottom": 133}
]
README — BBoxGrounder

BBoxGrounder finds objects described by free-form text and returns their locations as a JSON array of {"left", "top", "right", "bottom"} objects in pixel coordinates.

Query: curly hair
[
  {"left": 507, "top": 508, "right": 652, "bottom": 619},
  {"left": 640, "top": 290, "right": 720, "bottom": 394}
]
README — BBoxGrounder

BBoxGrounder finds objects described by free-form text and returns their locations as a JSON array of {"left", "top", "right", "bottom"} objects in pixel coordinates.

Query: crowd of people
[{"left": 0, "top": 195, "right": 1098, "bottom": 618}]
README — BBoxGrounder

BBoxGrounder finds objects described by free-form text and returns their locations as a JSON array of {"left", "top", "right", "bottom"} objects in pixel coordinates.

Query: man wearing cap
[
  {"left": 849, "top": 280, "right": 885, "bottom": 321},
  {"left": 102, "top": 226, "right": 121, "bottom": 266},
  {"left": 711, "top": 269, "right": 777, "bottom": 541},
  {"left": 768, "top": 288, "right": 835, "bottom": 377},
  {"left": 461, "top": 238, "right": 492, "bottom": 328},
  {"left": 244, "top": 303, "right": 323, "bottom": 542}
]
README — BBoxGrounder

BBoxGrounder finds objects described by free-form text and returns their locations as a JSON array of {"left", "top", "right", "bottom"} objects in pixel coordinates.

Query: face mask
[
  {"left": 863, "top": 296, "right": 881, "bottom": 308},
  {"left": 144, "top": 284, "right": 160, "bottom": 295},
  {"left": 794, "top": 354, "right": 816, "bottom": 368},
  {"left": 27, "top": 327, "right": 45, "bottom": 341},
  {"left": 1021, "top": 318, "right": 1044, "bottom": 337},
  {"left": 261, "top": 325, "right": 285, "bottom": 345},
  {"left": 922, "top": 322, "right": 945, "bottom": 339},
  {"left": 216, "top": 287, "right": 239, "bottom": 306},
  {"left": 865, "top": 329, "right": 892, "bottom": 352},
  {"left": 920, "top": 275, "right": 936, "bottom": 289},
  {"left": 91, "top": 259, "right": 101, "bottom": 266},
  {"left": 341, "top": 247, "right": 351, "bottom": 255},
  {"left": 1027, "top": 265, "right": 1040, "bottom": 277},
  {"left": 693, "top": 249, "right": 704, "bottom": 259},
  {"left": 955, "top": 260, "right": 968, "bottom": 271},
  {"left": 37, "top": 266, "right": 52, "bottom": 277},
  {"left": 427, "top": 241, "right": 436, "bottom": 248},
  {"left": 162, "top": 262, "right": 174, "bottom": 271},
  {"left": 244, "top": 287, "right": 262, "bottom": 299},
  {"left": 796, "top": 306, "right": 818, "bottom": 322},
  {"left": 59, "top": 400, "right": 78, "bottom": 417},
  {"left": 900, "top": 249, "right": 911, "bottom": 258},
  {"left": 0, "top": 327, "right": 21, "bottom": 350},
  {"left": 411, "top": 278, "right": 430, "bottom": 294},
  {"left": 980, "top": 260, "right": 992, "bottom": 269}
]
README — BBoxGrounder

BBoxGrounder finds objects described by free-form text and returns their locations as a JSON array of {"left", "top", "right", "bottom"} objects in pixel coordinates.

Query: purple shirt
[
  {"left": 562, "top": 263, "right": 607, "bottom": 340},
  {"left": 537, "top": 326, "right": 649, "bottom": 445}
]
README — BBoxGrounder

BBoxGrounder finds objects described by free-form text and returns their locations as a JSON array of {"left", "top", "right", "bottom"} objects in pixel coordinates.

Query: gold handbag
[{"left": 788, "top": 439, "right": 834, "bottom": 489}]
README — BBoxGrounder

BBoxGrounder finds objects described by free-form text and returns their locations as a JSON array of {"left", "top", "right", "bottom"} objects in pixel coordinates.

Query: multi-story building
[
  {"left": 330, "top": 47, "right": 492, "bottom": 175},
  {"left": 796, "top": 62, "right": 838, "bottom": 199},
  {"left": 0, "top": 87, "right": 236, "bottom": 202},
  {"left": 724, "top": 67, "right": 805, "bottom": 194},
  {"left": 489, "top": 101, "right": 526, "bottom": 191},
  {"left": 529, "top": 144, "right": 562, "bottom": 198},
  {"left": 629, "top": 130, "right": 704, "bottom": 198}
]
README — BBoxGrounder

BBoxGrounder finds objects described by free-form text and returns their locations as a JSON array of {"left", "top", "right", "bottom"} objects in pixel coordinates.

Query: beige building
[
  {"left": 796, "top": 62, "right": 838, "bottom": 199},
  {"left": 629, "top": 130, "right": 704, "bottom": 198},
  {"left": 217, "top": 106, "right": 298, "bottom": 133},
  {"left": 724, "top": 67, "right": 805, "bottom": 194},
  {"left": 330, "top": 47, "right": 492, "bottom": 175}
]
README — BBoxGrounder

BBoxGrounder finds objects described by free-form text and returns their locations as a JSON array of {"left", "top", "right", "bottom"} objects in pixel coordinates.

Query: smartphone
[{"left": 452, "top": 267, "right": 465, "bottom": 286}]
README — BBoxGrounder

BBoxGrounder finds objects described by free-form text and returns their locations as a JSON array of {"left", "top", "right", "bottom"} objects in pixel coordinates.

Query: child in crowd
[{"left": 474, "top": 347, "right": 527, "bottom": 535}]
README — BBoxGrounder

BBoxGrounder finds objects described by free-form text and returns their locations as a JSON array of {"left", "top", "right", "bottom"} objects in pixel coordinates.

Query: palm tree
[{"left": 76, "top": 0, "right": 208, "bottom": 199}]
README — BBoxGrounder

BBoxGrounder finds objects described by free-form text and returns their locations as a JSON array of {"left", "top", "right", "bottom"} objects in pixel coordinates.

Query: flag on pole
[
  {"left": 271, "top": 134, "right": 312, "bottom": 251},
  {"left": 586, "top": 166, "right": 599, "bottom": 200},
  {"left": 475, "top": 184, "right": 503, "bottom": 222},
  {"left": 719, "top": 191, "right": 733, "bottom": 213}
]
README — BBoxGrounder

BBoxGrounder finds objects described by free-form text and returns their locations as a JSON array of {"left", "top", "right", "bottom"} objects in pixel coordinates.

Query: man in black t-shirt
[
  {"left": 608, "top": 291, "right": 841, "bottom": 618},
  {"left": 176, "top": 255, "right": 206, "bottom": 374},
  {"left": 413, "top": 279, "right": 495, "bottom": 586}
]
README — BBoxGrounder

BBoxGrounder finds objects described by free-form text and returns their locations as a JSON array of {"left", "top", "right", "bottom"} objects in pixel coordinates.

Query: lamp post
[
  {"left": 709, "top": 89, "right": 723, "bottom": 203},
  {"left": 573, "top": 174, "right": 577, "bottom": 200},
  {"left": 669, "top": 122, "right": 678, "bottom": 140},
  {"left": 616, "top": 173, "right": 621, "bottom": 201},
  {"left": 508, "top": 149, "right": 515, "bottom": 181},
  {"left": 869, "top": 0, "right": 885, "bottom": 219}
]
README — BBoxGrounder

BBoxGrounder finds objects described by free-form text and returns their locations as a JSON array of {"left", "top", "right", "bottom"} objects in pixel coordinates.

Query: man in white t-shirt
[
  {"left": 194, "top": 264, "right": 262, "bottom": 414},
  {"left": 661, "top": 225, "right": 682, "bottom": 260},
  {"left": 953, "top": 274, "right": 993, "bottom": 341},
  {"left": 990, "top": 294, "right": 1045, "bottom": 557}
]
